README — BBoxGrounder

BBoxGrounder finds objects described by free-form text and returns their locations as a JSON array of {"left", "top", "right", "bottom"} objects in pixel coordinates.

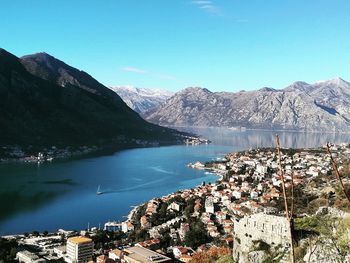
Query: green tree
[
  {"left": 160, "top": 233, "right": 171, "bottom": 249},
  {"left": 135, "top": 229, "right": 149, "bottom": 242},
  {"left": 184, "top": 221, "right": 209, "bottom": 248},
  {"left": 184, "top": 198, "right": 195, "bottom": 219},
  {"left": 216, "top": 255, "right": 235, "bottom": 263},
  {"left": 295, "top": 215, "right": 350, "bottom": 261},
  {"left": 0, "top": 238, "right": 18, "bottom": 263}
]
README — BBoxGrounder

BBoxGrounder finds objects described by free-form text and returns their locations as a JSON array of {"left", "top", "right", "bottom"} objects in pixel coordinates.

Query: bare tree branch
[
  {"left": 307, "top": 237, "right": 320, "bottom": 263},
  {"left": 326, "top": 143, "right": 350, "bottom": 205},
  {"left": 276, "top": 134, "right": 295, "bottom": 263},
  {"left": 276, "top": 135, "right": 290, "bottom": 219},
  {"left": 291, "top": 171, "right": 295, "bottom": 217}
]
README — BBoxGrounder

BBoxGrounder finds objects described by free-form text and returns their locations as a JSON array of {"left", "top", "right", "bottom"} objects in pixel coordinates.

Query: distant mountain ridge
[
  {"left": 144, "top": 78, "right": 350, "bottom": 132},
  {"left": 0, "top": 48, "right": 185, "bottom": 156},
  {"left": 111, "top": 86, "right": 173, "bottom": 115}
]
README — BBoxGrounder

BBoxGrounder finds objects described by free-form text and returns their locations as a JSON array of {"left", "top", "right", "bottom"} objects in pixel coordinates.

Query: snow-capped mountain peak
[{"left": 109, "top": 86, "right": 173, "bottom": 115}]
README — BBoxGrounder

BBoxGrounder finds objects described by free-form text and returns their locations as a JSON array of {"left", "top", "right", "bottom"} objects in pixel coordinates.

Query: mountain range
[
  {"left": 110, "top": 86, "right": 173, "bottom": 115},
  {"left": 0, "top": 48, "right": 185, "bottom": 156},
  {"left": 143, "top": 78, "right": 350, "bottom": 132}
]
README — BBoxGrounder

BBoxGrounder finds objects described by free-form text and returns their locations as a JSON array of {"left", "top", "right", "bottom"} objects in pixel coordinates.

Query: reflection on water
[
  {"left": 0, "top": 191, "right": 62, "bottom": 221},
  {"left": 180, "top": 127, "right": 350, "bottom": 149},
  {"left": 1, "top": 128, "right": 350, "bottom": 234},
  {"left": 42, "top": 179, "right": 78, "bottom": 185}
]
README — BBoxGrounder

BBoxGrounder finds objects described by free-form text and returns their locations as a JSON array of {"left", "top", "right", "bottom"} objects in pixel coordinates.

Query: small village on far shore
[
  {"left": 2, "top": 142, "right": 350, "bottom": 263},
  {"left": 0, "top": 135, "right": 209, "bottom": 164}
]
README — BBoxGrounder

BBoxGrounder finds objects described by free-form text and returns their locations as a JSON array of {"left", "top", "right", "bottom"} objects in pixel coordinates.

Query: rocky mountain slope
[
  {"left": 145, "top": 78, "right": 350, "bottom": 132},
  {"left": 110, "top": 86, "right": 173, "bottom": 115},
  {"left": 0, "top": 48, "right": 185, "bottom": 155}
]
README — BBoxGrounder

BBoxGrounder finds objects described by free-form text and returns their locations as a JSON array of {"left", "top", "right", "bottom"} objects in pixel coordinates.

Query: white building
[
  {"left": 53, "top": 246, "right": 66, "bottom": 258},
  {"left": 16, "top": 251, "right": 45, "bottom": 263},
  {"left": 205, "top": 197, "right": 215, "bottom": 214},
  {"left": 122, "top": 221, "right": 135, "bottom": 233},
  {"left": 109, "top": 248, "right": 123, "bottom": 262},
  {"left": 168, "top": 202, "right": 182, "bottom": 212},
  {"left": 104, "top": 221, "right": 122, "bottom": 231},
  {"left": 217, "top": 163, "right": 227, "bottom": 171},
  {"left": 244, "top": 160, "right": 256, "bottom": 167},
  {"left": 173, "top": 247, "right": 193, "bottom": 259},
  {"left": 233, "top": 213, "right": 290, "bottom": 252},
  {"left": 65, "top": 236, "right": 94, "bottom": 263},
  {"left": 232, "top": 190, "right": 242, "bottom": 199},
  {"left": 179, "top": 223, "right": 190, "bottom": 241},
  {"left": 256, "top": 164, "right": 268, "bottom": 174},
  {"left": 250, "top": 191, "right": 259, "bottom": 199}
]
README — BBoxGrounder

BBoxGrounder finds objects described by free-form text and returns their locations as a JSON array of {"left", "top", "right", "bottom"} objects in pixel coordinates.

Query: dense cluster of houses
[
  {"left": 6, "top": 143, "right": 350, "bottom": 262},
  {"left": 120, "top": 143, "right": 350, "bottom": 261}
]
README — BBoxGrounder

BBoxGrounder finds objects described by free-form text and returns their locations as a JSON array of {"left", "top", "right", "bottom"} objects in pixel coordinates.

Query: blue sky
[{"left": 1, "top": 0, "right": 350, "bottom": 92}]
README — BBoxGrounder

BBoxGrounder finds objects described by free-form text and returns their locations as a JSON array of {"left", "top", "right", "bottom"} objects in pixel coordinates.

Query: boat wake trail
[
  {"left": 149, "top": 166, "right": 176, "bottom": 175},
  {"left": 98, "top": 177, "right": 168, "bottom": 194}
]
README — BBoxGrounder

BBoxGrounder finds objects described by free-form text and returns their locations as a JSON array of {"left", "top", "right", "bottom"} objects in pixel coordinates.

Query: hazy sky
[{"left": 1, "top": 0, "right": 350, "bottom": 92}]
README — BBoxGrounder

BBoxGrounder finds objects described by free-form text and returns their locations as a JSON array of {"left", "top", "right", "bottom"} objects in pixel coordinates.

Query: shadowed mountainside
[{"left": 0, "top": 48, "right": 185, "bottom": 154}]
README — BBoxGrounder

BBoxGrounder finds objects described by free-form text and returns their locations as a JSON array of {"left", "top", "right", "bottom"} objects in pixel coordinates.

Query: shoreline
[
  {"left": 2, "top": 141, "right": 347, "bottom": 236},
  {"left": 170, "top": 125, "right": 350, "bottom": 134},
  {"left": 120, "top": 142, "right": 347, "bottom": 227},
  {"left": 126, "top": 205, "right": 139, "bottom": 222},
  {"left": 122, "top": 165, "right": 224, "bottom": 225},
  {"left": 0, "top": 133, "right": 208, "bottom": 165},
  {"left": 0, "top": 139, "right": 213, "bottom": 236},
  {"left": 0, "top": 140, "right": 184, "bottom": 165}
]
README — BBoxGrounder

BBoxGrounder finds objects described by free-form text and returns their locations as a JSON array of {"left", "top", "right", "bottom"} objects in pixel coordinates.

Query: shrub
[{"left": 251, "top": 240, "right": 270, "bottom": 252}]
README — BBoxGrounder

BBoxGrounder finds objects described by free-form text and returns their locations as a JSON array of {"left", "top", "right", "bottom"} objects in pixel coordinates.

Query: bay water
[{"left": 1, "top": 128, "right": 349, "bottom": 235}]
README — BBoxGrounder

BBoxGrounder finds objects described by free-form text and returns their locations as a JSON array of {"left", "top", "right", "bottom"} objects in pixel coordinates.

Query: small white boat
[{"left": 96, "top": 185, "right": 103, "bottom": 195}]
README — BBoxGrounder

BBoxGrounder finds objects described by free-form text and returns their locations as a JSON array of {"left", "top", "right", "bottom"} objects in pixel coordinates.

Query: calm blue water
[{"left": 1, "top": 128, "right": 350, "bottom": 235}]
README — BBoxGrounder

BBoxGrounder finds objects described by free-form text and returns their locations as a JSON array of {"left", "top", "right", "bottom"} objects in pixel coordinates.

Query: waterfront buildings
[{"left": 4, "top": 143, "right": 350, "bottom": 263}]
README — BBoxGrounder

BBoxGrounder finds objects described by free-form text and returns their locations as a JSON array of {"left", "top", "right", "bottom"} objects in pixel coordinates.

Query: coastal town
[
  {"left": 0, "top": 136, "right": 209, "bottom": 164},
  {"left": 1, "top": 142, "right": 350, "bottom": 262},
  {"left": 3, "top": 1, "right": 350, "bottom": 262}
]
